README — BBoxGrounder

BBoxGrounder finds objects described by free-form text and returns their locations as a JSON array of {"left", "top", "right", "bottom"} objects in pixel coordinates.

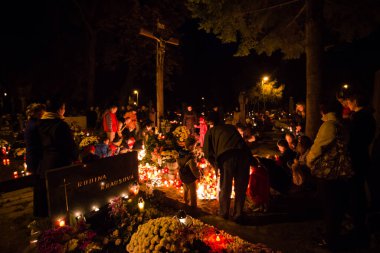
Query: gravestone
[{"left": 46, "top": 152, "right": 138, "bottom": 219}]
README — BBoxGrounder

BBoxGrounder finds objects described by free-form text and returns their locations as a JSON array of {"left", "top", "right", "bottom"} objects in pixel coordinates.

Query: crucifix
[
  {"left": 60, "top": 178, "right": 71, "bottom": 212},
  {"left": 139, "top": 20, "right": 179, "bottom": 130}
]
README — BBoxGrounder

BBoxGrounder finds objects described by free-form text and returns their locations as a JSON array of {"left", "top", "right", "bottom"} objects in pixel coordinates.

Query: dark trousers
[
  {"left": 183, "top": 181, "right": 197, "bottom": 207},
  {"left": 33, "top": 176, "right": 49, "bottom": 218},
  {"left": 349, "top": 175, "right": 368, "bottom": 237},
  {"left": 218, "top": 151, "right": 250, "bottom": 219},
  {"left": 316, "top": 178, "right": 350, "bottom": 246}
]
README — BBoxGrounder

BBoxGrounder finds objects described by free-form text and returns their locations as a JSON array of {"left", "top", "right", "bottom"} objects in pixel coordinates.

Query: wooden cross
[
  {"left": 60, "top": 178, "right": 71, "bottom": 212},
  {"left": 139, "top": 20, "right": 179, "bottom": 130}
]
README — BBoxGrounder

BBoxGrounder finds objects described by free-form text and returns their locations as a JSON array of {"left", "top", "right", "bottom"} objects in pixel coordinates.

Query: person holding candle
[{"left": 203, "top": 124, "right": 252, "bottom": 223}]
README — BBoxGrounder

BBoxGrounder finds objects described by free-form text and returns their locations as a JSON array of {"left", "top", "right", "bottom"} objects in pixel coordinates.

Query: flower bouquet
[
  {"left": 172, "top": 126, "right": 190, "bottom": 146},
  {"left": 126, "top": 216, "right": 204, "bottom": 253},
  {"left": 102, "top": 196, "right": 164, "bottom": 252},
  {"left": 0, "top": 139, "right": 9, "bottom": 147},
  {"left": 79, "top": 136, "right": 99, "bottom": 149},
  {"left": 37, "top": 225, "right": 101, "bottom": 253},
  {"left": 160, "top": 150, "right": 179, "bottom": 163}
]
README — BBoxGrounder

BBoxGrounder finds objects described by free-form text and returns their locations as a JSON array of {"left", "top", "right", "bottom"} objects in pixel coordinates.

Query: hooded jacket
[
  {"left": 37, "top": 112, "right": 77, "bottom": 176},
  {"left": 203, "top": 124, "right": 251, "bottom": 167}
]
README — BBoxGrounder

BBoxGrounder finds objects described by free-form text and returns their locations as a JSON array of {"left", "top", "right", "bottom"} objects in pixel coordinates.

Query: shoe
[
  {"left": 219, "top": 214, "right": 229, "bottom": 220},
  {"left": 231, "top": 215, "right": 245, "bottom": 224},
  {"left": 317, "top": 238, "right": 328, "bottom": 247}
]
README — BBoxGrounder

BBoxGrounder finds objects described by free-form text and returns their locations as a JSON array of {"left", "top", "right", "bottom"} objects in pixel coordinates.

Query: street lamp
[
  {"left": 133, "top": 90, "right": 139, "bottom": 106},
  {"left": 262, "top": 76, "right": 269, "bottom": 85}
]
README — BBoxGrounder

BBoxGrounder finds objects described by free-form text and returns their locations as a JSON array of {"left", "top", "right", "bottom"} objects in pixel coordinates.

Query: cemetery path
[
  {"left": 1, "top": 183, "right": 380, "bottom": 253},
  {"left": 1, "top": 133, "right": 379, "bottom": 253}
]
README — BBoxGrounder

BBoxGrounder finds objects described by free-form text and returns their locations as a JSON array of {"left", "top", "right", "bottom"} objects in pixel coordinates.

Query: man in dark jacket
[
  {"left": 36, "top": 100, "right": 78, "bottom": 217},
  {"left": 346, "top": 92, "right": 376, "bottom": 247},
  {"left": 203, "top": 124, "right": 252, "bottom": 222}
]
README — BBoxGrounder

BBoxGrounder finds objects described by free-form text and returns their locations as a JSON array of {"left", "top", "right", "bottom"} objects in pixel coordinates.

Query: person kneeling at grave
[{"left": 178, "top": 137, "right": 200, "bottom": 208}]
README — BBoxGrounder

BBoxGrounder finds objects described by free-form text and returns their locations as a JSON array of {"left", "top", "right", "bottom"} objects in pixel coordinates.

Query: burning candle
[
  {"left": 138, "top": 197, "right": 145, "bottom": 211},
  {"left": 215, "top": 230, "right": 221, "bottom": 242},
  {"left": 58, "top": 219, "right": 65, "bottom": 227},
  {"left": 130, "top": 182, "right": 140, "bottom": 195},
  {"left": 175, "top": 209, "right": 193, "bottom": 227}
]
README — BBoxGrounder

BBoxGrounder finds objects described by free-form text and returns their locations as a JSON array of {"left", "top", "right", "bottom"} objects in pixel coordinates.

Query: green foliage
[
  {"left": 249, "top": 79, "right": 285, "bottom": 111},
  {"left": 187, "top": 0, "right": 380, "bottom": 59}
]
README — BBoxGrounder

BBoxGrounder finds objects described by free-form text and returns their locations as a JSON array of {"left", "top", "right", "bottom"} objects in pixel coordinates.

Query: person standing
[
  {"left": 306, "top": 101, "right": 353, "bottom": 250},
  {"left": 178, "top": 138, "right": 200, "bottom": 208},
  {"left": 208, "top": 105, "right": 223, "bottom": 127},
  {"left": 149, "top": 107, "right": 157, "bottom": 128},
  {"left": 345, "top": 92, "right": 376, "bottom": 247},
  {"left": 37, "top": 100, "right": 78, "bottom": 217},
  {"left": 194, "top": 116, "right": 208, "bottom": 147},
  {"left": 102, "top": 104, "right": 119, "bottom": 142},
  {"left": 183, "top": 105, "right": 197, "bottom": 135},
  {"left": 203, "top": 124, "right": 252, "bottom": 222},
  {"left": 24, "top": 103, "right": 46, "bottom": 218},
  {"left": 86, "top": 106, "right": 97, "bottom": 129}
]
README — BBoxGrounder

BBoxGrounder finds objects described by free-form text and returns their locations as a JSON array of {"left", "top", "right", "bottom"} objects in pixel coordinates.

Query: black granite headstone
[{"left": 46, "top": 152, "right": 138, "bottom": 219}]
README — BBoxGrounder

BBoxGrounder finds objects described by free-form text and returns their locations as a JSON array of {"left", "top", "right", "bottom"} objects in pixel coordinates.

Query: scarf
[{"left": 41, "top": 112, "right": 63, "bottom": 120}]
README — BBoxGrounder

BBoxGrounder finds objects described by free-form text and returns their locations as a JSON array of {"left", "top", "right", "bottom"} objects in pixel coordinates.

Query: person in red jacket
[{"left": 103, "top": 105, "right": 119, "bottom": 142}]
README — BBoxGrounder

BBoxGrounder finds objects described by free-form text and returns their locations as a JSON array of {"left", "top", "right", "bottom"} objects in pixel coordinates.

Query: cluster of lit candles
[
  {"left": 138, "top": 159, "right": 220, "bottom": 200},
  {"left": 54, "top": 181, "right": 144, "bottom": 228},
  {"left": 2, "top": 158, "right": 10, "bottom": 165}
]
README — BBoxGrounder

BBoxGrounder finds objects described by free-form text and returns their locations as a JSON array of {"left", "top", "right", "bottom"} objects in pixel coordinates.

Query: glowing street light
[
  {"left": 262, "top": 76, "right": 269, "bottom": 85},
  {"left": 133, "top": 90, "right": 139, "bottom": 106},
  {"left": 342, "top": 84, "right": 349, "bottom": 89}
]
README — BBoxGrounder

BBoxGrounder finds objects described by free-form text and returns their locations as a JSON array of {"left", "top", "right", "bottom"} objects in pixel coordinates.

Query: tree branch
[{"left": 286, "top": 4, "right": 306, "bottom": 29}]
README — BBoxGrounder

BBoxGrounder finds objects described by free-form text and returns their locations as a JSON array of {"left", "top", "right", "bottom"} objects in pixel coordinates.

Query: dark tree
[{"left": 188, "top": 0, "right": 380, "bottom": 137}]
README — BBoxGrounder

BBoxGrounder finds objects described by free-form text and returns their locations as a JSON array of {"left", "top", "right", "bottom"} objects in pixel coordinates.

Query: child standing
[
  {"left": 194, "top": 116, "right": 208, "bottom": 147},
  {"left": 177, "top": 138, "right": 200, "bottom": 208}
]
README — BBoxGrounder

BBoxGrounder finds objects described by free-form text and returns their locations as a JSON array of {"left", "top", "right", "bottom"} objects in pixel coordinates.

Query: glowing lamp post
[
  {"left": 262, "top": 76, "right": 269, "bottom": 85},
  {"left": 133, "top": 90, "right": 139, "bottom": 106}
]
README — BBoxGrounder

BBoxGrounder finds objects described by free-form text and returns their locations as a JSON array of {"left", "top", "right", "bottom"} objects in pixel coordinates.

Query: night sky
[{"left": 1, "top": 1, "right": 380, "bottom": 113}]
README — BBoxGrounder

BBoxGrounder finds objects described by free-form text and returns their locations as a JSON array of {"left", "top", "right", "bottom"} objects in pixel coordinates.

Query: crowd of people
[
  {"left": 22, "top": 86, "right": 378, "bottom": 251},
  {"left": 175, "top": 88, "right": 377, "bottom": 251}
]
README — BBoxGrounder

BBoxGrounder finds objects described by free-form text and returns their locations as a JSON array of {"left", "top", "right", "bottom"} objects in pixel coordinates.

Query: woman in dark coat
[
  {"left": 25, "top": 103, "right": 46, "bottom": 174},
  {"left": 35, "top": 100, "right": 78, "bottom": 217},
  {"left": 25, "top": 103, "right": 46, "bottom": 217}
]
